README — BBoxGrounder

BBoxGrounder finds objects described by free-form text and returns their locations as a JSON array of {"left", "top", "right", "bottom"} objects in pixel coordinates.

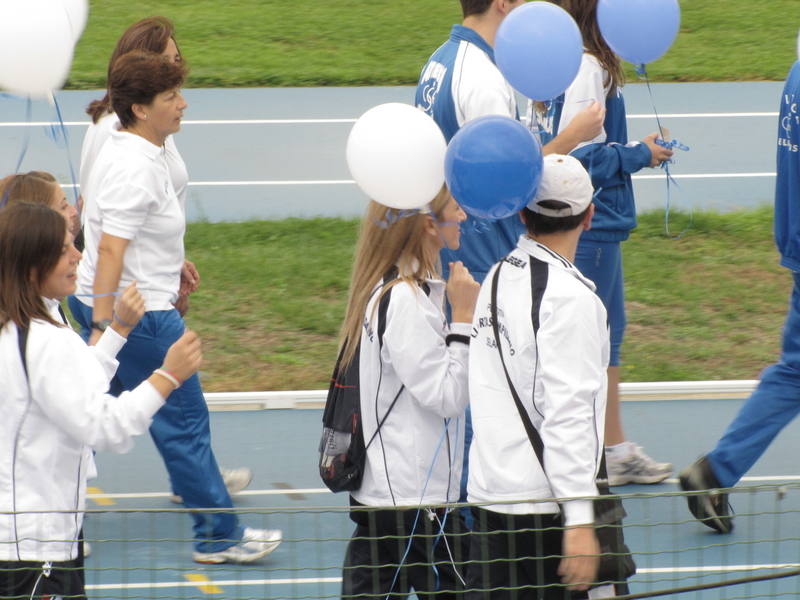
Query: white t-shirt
[
  {"left": 76, "top": 129, "right": 186, "bottom": 311},
  {"left": 80, "top": 112, "right": 188, "bottom": 217}
]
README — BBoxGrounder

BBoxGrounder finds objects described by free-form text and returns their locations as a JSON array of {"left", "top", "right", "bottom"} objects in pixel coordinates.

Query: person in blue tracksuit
[
  {"left": 416, "top": 0, "right": 604, "bottom": 283},
  {"left": 679, "top": 61, "right": 800, "bottom": 534},
  {"left": 533, "top": 0, "right": 673, "bottom": 489},
  {"left": 416, "top": 0, "right": 605, "bottom": 524}
]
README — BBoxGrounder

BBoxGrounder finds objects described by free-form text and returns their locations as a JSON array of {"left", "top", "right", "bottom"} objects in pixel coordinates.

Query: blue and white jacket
[
  {"left": 776, "top": 61, "right": 800, "bottom": 272},
  {"left": 416, "top": 25, "right": 524, "bottom": 283},
  {"left": 534, "top": 54, "right": 651, "bottom": 242}
]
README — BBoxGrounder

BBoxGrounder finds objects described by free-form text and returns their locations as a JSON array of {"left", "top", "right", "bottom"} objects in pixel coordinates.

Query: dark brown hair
[
  {"left": 108, "top": 50, "right": 187, "bottom": 128},
  {"left": 460, "top": 0, "right": 495, "bottom": 18},
  {"left": 87, "top": 16, "right": 179, "bottom": 124},
  {"left": 553, "top": 0, "right": 625, "bottom": 97},
  {"left": 521, "top": 202, "right": 590, "bottom": 236},
  {"left": 0, "top": 204, "right": 66, "bottom": 329},
  {"left": 0, "top": 171, "right": 58, "bottom": 209}
]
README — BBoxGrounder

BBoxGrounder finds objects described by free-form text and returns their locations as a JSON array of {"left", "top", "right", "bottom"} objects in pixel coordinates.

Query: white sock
[{"left": 605, "top": 442, "right": 633, "bottom": 461}]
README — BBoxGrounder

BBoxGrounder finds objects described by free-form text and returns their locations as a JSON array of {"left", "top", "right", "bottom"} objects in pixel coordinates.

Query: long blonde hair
[{"left": 339, "top": 185, "right": 451, "bottom": 367}]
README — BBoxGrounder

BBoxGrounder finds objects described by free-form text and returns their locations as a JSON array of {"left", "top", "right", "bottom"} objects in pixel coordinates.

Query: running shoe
[
  {"left": 607, "top": 444, "right": 673, "bottom": 486},
  {"left": 679, "top": 456, "right": 733, "bottom": 533},
  {"left": 171, "top": 466, "right": 253, "bottom": 504},
  {"left": 192, "top": 527, "right": 282, "bottom": 564}
]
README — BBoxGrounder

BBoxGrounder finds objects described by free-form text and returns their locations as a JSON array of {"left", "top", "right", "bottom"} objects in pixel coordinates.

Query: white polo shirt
[
  {"left": 80, "top": 112, "right": 188, "bottom": 212},
  {"left": 76, "top": 129, "right": 185, "bottom": 311}
]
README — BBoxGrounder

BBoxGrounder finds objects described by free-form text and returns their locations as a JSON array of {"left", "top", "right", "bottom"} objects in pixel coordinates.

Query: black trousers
[
  {"left": 465, "top": 507, "right": 589, "bottom": 600},
  {"left": 0, "top": 529, "right": 86, "bottom": 600},
  {"left": 342, "top": 503, "right": 470, "bottom": 600},
  {"left": 0, "top": 559, "right": 86, "bottom": 600}
]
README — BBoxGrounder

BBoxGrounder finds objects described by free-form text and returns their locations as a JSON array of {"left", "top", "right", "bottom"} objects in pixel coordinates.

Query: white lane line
[
  {"left": 639, "top": 564, "right": 800, "bottom": 574},
  {"left": 83, "top": 565, "right": 800, "bottom": 591},
  {"left": 627, "top": 112, "right": 777, "bottom": 119},
  {"left": 58, "top": 172, "right": 775, "bottom": 191},
  {"left": 0, "top": 112, "right": 780, "bottom": 128},
  {"left": 633, "top": 172, "right": 775, "bottom": 180},
  {"left": 86, "top": 488, "right": 332, "bottom": 499},
  {"left": 186, "top": 179, "right": 356, "bottom": 186}
]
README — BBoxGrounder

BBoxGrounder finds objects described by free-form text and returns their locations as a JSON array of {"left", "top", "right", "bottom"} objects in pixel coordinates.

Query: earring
[{"left": 143, "top": 115, "right": 147, "bottom": 120}]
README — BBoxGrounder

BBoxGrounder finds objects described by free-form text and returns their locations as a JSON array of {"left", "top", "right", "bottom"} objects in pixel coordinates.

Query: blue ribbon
[
  {"left": 384, "top": 416, "right": 462, "bottom": 599},
  {"left": 50, "top": 95, "right": 80, "bottom": 209},
  {"left": 636, "top": 64, "right": 693, "bottom": 240},
  {"left": 0, "top": 94, "right": 80, "bottom": 212}
]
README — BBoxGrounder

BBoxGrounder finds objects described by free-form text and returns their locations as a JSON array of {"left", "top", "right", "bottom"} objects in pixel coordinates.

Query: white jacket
[
  {"left": 468, "top": 237, "right": 609, "bottom": 526},
  {"left": 351, "top": 274, "right": 471, "bottom": 507},
  {"left": 0, "top": 319, "right": 165, "bottom": 562}
]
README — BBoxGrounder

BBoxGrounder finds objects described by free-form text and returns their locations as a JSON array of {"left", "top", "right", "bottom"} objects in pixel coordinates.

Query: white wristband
[{"left": 154, "top": 368, "right": 181, "bottom": 389}]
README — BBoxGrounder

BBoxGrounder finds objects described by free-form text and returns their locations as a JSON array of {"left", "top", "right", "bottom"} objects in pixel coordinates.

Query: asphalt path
[{"left": 0, "top": 81, "right": 785, "bottom": 222}]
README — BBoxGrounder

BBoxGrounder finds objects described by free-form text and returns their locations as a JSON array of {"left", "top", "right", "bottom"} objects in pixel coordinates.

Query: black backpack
[{"left": 318, "top": 268, "right": 403, "bottom": 493}]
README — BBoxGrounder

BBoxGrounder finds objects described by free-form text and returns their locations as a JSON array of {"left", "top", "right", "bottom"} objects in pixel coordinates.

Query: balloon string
[
  {"left": 15, "top": 97, "right": 32, "bottom": 174},
  {"left": 71, "top": 292, "right": 122, "bottom": 298},
  {"left": 50, "top": 95, "right": 80, "bottom": 209},
  {"left": 0, "top": 97, "right": 32, "bottom": 210},
  {"left": 635, "top": 64, "right": 692, "bottom": 240}
]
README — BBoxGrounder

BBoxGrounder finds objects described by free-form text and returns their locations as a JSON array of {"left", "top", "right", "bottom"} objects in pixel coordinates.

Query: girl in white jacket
[
  {"left": 0, "top": 204, "right": 202, "bottom": 600},
  {"left": 338, "top": 185, "right": 480, "bottom": 599}
]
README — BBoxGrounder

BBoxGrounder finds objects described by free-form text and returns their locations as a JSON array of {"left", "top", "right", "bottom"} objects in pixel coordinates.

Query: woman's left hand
[
  {"left": 112, "top": 281, "right": 146, "bottom": 336},
  {"left": 173, "top": 294, "right": 190, "bottom": 317},
  {"left": 180, "top": 259, "right": 200, "bottom": 295}
]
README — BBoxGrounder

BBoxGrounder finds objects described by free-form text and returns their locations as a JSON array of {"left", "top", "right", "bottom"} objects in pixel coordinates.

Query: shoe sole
[
  {"left": 193, "top": 540, "right": 281, "bottom": 564},
  {"left": 225, "top": 472, "right": 253, "bottom": 495},
  {"left": 679, "top": 472, "right": 734, "bottom": 534},
  {"left": 608, "top": 472, "right": 673, "bottom": 486}
]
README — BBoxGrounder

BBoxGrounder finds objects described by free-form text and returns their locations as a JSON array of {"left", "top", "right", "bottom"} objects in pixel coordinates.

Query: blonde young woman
[{"left": 340, "top": 186, "right": 480, "bottom": 599}]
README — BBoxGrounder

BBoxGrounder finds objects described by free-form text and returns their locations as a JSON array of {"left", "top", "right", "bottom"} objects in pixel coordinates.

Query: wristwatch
[{"left": 91, "top": 318, "right": 112, "bottom": 332}]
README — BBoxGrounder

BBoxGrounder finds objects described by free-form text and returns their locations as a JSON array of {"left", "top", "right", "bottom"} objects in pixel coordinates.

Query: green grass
[
  {"left": 182, "top": 209, "right": 791, "bottom": 391},
  {"left": 69, "top": 0, "right": 798, "bottom": 89},
  {"left": 623, "top": 207, "right": 789, "bottom": 382}
]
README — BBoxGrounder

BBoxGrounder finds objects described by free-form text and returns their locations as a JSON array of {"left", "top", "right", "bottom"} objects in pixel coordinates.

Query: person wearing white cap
[{"left": 466, "top": 154, "right": 618, "bottom": 598}]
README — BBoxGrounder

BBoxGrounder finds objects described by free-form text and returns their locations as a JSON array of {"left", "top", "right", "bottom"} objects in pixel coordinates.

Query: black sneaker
[{"left": 679, "top": 456, "right": 733, "bottom": 533}]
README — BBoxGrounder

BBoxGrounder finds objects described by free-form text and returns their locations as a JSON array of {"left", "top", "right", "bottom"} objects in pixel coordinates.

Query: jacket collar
[
  {"left": 516, "top": 235, "right": 596, "bottom": 292},
  {"left": 450, "top": 24, "right": 495, "bottom": 63}
]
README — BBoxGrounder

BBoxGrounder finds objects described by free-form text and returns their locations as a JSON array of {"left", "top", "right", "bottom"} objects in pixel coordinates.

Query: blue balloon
[
  {"left": 445, "top": 116, "right": 543, "bottom": 220},
  {"left": 495, "top": 2, "right": 583, "bottom": 101},
  {"left": 597, "top": 0, "right": 680, "bottom": 65}
]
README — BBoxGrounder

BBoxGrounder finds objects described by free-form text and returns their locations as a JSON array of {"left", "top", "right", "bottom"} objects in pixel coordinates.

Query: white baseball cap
[{"left": 526, "top": 154, "right": 593, "bottom": 217}]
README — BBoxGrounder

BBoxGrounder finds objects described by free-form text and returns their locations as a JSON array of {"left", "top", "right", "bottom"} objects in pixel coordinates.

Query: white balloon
[
  {"left": 346, "top": 103, "right": 447, "bottom": 210},
  {"left": 61, "top": 0, "right": 89, "bottom": 43},
  {"left": 0, "top": 0, "right": 74, "bottom": 97}
]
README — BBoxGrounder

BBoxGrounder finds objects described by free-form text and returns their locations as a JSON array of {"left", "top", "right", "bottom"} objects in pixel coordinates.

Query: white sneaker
[
  {"left": 170, "top": 466, "right": 253, "bottom": 504},
  {"left": 192, "top": 527, "right": 282, "bottom": 564},
  {"left": 221, "top": 467, "right": 253, "bottom": 494},
  {"left": 607, "top": 444, "right": 673, "bottom": 486}
]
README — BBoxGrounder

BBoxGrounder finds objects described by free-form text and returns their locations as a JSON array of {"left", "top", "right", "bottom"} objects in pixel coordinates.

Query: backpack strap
[
  {"left": 363, "top": 267, "right": 436, "bottom": 451},
  {"left": 17, "top": 323, "right": 29, "bottom": 379},
  {"left": 490, "top": 259, "right": 609, "bottom": 486},
  {"left": 376, "top": 266, "right": 397, "bottom": 350},
  {"left": 364, "top": 266, "right": 404, "bottom": 450},
  {"left": 490, "top": 261, "right": 545, "bottom": 466}
]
